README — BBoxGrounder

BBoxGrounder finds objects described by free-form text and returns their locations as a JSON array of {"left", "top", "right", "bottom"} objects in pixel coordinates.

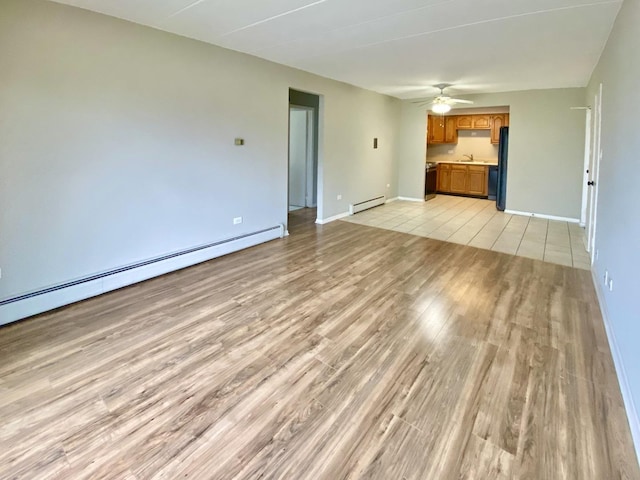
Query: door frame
[
  {"left": 579, "top": 107, "right": 592, "bottom": 227},
  {"left": 586, "top": 83, "right": 603, "bottom": 263},
  {"left": 288, "top": 89, "right": 322, "bottom": 230},
  {"left": 288, "top": 105, "right": 315, "bottom": 210}
]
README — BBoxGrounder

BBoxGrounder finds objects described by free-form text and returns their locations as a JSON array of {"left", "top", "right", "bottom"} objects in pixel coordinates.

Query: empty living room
[{"left": 1, "top": 0, "right": 639, "bottom": 478}]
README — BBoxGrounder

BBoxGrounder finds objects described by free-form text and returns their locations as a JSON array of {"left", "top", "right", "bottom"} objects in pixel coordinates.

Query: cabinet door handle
[{"left": 587, "top": 181, "right": 595, "bottom": 186}]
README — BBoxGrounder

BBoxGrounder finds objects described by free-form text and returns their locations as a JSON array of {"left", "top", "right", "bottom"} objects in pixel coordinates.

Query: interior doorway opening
[
  {"left": 289, "top": 106, "right": 315, "bottom": 210},
  {"left": 288, "top": 89, "right": 320, "bottom": 233}
]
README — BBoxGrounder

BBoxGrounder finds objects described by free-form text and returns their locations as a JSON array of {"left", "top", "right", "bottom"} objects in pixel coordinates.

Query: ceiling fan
[{"left": 413, "top": 84, "right": 474, "bottom": 113}]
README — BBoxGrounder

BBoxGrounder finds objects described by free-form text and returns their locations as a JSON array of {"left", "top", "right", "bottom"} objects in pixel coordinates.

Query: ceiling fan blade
[{"left": 450, "top": 98, "right": 474, "bottom": 104}]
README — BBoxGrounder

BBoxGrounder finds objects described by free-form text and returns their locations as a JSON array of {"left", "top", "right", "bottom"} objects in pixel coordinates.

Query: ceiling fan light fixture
[{"left": 432, "top": 103, "right": 451, "bottom": 114}]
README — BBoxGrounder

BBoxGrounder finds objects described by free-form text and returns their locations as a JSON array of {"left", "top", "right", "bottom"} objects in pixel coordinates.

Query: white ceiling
[{"left": 49, "top": 0, "right": 622, "bottom": 99}]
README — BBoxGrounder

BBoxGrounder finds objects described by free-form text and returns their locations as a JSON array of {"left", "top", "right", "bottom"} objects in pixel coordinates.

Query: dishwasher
[{"left": 425, "top": 162, "right": 437, "bottom": 200}]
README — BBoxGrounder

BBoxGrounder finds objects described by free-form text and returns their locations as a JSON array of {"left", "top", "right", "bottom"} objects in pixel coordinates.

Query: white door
[{"left": 585, "top": 83, "right": 603, "bottom": 263}]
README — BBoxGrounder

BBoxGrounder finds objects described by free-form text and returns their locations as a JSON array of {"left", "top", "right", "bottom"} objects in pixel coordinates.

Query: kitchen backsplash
[{"left": 427, "top": 130, "right": 498, "bottom": 162}]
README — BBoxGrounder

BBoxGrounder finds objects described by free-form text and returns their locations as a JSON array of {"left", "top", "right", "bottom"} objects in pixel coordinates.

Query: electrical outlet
[
  {"left": 609, "top": 278, "right": 614, "bottom": 292},
  {"left": 337, "top": 194, "right": 342, "bottom": 200},
  {"left": 604, "top": 270, "right": 609, "bottom": 285},
  {"left": 233, "top": 217, "right": 243, "bottom": 225}
]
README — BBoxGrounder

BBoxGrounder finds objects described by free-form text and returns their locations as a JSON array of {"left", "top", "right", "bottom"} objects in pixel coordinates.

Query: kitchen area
[
  {"left": 425, "top": 109, "right": 509, "bottom": 209},
  {"left": 343, "top": 103, "right": 589, "bottom": 269}
]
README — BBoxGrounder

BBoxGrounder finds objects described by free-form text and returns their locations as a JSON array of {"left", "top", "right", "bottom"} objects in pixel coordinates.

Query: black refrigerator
[{"left": 496, "top": 126, "right": 509, "bottom": 211}]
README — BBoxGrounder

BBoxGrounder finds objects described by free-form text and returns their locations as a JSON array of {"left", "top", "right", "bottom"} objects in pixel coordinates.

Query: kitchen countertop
[{"left": 435, "top": 160, "right": 498, "bottom": 166}]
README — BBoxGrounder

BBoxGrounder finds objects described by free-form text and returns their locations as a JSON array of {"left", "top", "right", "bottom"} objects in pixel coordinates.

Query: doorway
[
  {"left": 289, "top": 106, "right": 315, "bottom": 210},
  {"left": 288, "top": 89, "right": 320, "bottom": 232}
]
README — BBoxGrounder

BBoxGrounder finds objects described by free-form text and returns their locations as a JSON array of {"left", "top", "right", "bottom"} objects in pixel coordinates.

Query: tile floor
[{"left": 341, "top": 195, "right": 591, "bottom": 270}]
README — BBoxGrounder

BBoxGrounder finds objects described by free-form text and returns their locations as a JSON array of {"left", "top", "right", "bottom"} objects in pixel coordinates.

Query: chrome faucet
[{"left": 463, "top": 154, "right": 474, "bottom": 161}]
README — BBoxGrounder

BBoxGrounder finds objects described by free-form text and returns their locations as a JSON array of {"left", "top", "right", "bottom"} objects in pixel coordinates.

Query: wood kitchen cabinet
[
  {"left": 472, "top": 115, "right": 491, "bottom": 129},
  {"left": 429, "top": 113, "right": 508, "bottom": 144},
  {"left": 437, "top": 163, "right": 451, "bottom": 192},
  {"left": 436, "top": 162, "right": 489, "bottom": 197},
  {"left": 457, "top": 114, "right": 491, "bottom": 130},
  {"left": 427, "top": 115, "right": 457, "bottom": 144},
  {"left": 468, "top": 165, "right": 488, "bottom": 196},
  {"left": 450, "top": 165, "right": 468, "bottom": 194},
  {"left": 456, "top": 115, "right": 473, "bottom": 129},
  {"left": 490, "top": 114, "right": 509, "bottom": 144},
  {"left": 427, "top": 115, "right": 445, "bottom": 143},
  {"left": 444, "top": 116, "right": 458, "bottom": 143}
]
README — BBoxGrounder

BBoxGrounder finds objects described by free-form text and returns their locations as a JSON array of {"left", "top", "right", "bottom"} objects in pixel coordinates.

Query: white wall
[
  {"left": 396, "top": 103, "right": 428, "bottom": 200},
  {"left": 398, "top": 88, "right": 586, "bottom": 218},
  {"left": 586, "top": 0, "right": 640, "bottom": 456},
  {"left": 0, "top": 0, "right": 401, "bottom": 306}
]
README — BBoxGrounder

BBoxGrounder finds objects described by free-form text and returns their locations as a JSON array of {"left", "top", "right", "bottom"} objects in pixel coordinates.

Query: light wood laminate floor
[{"left": 0, "top": 215, "right": 637, "bottom": 479}]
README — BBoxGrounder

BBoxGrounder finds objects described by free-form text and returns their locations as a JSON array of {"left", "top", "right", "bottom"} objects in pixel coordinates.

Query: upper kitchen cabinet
[
  {"left": 490, "top": 114, "right": 510, "bottom": 144},
  {"left": 456, "top": 115, "right": 473, "bottom": 129},
  {"left": 428, "top": 112, "right": 508, "bottom": 145},
  {"left": 427, "top": 115, "right": 457, "bottom": 144},
  {"left": 457, "top": 114, "right": 491, "bottom": 129},
  {"left": 427, "top": 115, "right": 445, "bottom": 143},
  {"left": 444, "top": 116, "right": 458, "bottom": 143},
  {"left": 472, "top": 115, "right": 491, "bottom": 129}
]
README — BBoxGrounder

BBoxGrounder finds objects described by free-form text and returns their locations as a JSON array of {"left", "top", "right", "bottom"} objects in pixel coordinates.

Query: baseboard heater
[
  {"left": 349, "top": 195, "right": 386, "bottom": 215},
  {"left": 0, "top": 224, "right": 285, "bottom": 326}
]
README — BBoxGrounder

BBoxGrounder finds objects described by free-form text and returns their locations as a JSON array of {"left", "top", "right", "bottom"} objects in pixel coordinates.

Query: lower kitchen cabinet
[
  {"left": 436, "top": 163, "right": 489, "bottom": 197},
  {"left": 437, "top": 163, "right": 451, "bottom": 192},
  {"left": 468, "top": 165, "right": 488, "bottom": 196},
  {"left": 450, "top": 165, "right": 468, "bottom": 194}
]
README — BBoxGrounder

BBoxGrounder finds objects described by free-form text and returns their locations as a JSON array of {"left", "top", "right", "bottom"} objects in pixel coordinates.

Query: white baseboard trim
[
  {"left": 385, "top": 197, "right": 399, "bottom": 204},
  {"left": 591, "top": 268, "right": 640, "bottom": 464},
  {"left": 316, "top": 212, "right": 350, "bottom": 224},
  {"left": 504, "top": 209, "right": 580, "bottom": 223},
  {"left": 0, "top": 226, "right": 284, "bottom": 326},
  {"left": 397, "top": 196, "right": 425, "bottom": 203}
]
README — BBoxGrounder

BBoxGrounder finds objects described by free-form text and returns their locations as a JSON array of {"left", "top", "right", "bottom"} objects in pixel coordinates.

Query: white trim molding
[
  {"left": 591, "top": 268, "right": 640, "bottom": 462},
  {"left": 315, "top": 212, "right": 350, "bottom": 224},
  {"left": 504, "top": 209, "right": 580, "bottom": 223},
  {"left": 385, "top": 197, "right": 399, "bottom": 204},
  {"left": 397, "top": 196, "right": 425, "bottom": 203}
]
